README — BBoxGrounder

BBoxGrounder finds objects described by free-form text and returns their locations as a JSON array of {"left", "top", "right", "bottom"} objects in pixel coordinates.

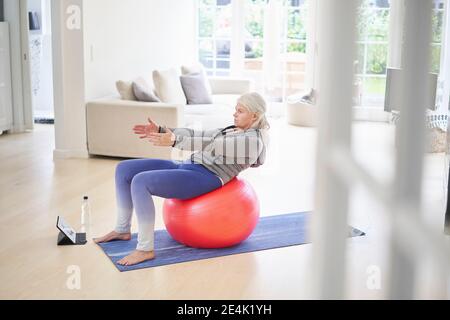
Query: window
[
  {"left": 282, "top": 0, "right": 308, "bottom": 98},
  {"left": 197, "top": 0, "right": 445, "bottom": 108},
  {"left": 198, "top": 0, "right": 232, "bottom": 76},
  {"left": 431, "top": 0, "right": 445, "bottom": 74},
  {"left": 355, "top": 0, "right": 445, "bottom": 108},
  {"left": 197, "top": 0, "right": 308, "bottom": 102},
  {"left": 356, "top": 0, "right": 390, "bottom": 107}
]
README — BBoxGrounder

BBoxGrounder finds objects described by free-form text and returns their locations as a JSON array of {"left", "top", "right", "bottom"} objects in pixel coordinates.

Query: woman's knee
[
  {"left": 130, "top": 172, "right": 158, "bottom": 194},
  {"left": 115, "top": 160, "right": 136, "bottom": 182}
]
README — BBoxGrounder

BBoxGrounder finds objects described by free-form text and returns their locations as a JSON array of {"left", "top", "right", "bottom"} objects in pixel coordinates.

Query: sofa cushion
[
  {"left": 182, "top": 64, "right": 213, "bottom": 95},
  {"left": 180, "top": 73, "right": 213, "bottom": 105},
  {"left": 132, "top": 81, "right": 161, "bottom": 102},
  {"left": 153, "top": 68, "right": 186, "bottom": 104},
  {"left": 116, "top": 80, "right": 137, "bottom": 101}
]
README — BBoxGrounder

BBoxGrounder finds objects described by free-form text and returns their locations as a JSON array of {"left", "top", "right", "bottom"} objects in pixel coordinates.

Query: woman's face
[{"left": 233, "top": 104, "right": 258, "bottom": 130}]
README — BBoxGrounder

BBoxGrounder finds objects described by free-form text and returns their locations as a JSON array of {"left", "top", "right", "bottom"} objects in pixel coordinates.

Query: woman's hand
[
  {"left": 133, "top": 118, "right": 160, "bottom": 139},
  {"left": 147, "top": 127, "right": 176, "bottom": 147}
]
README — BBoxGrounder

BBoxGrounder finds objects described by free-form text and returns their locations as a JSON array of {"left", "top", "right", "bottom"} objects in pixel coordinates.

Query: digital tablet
[{"left": 56, "top": 216, "right": 77, "bottom": 244}]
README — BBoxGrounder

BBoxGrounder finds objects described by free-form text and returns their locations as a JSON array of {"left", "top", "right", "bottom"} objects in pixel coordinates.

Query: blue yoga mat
[{"left": 96, "top": 212, "right": 365, "bottom": 272}]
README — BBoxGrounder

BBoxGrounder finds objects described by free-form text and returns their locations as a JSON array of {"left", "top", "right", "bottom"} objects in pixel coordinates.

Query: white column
[
  {"left": 312, "top": 0, "right": 358, "bottom": 299},
  {"left": 388, "top": 0, "right": 433, "bottom": 299},
  {"left": 52, "top": 0, "right": 87, "bottom": 159}
]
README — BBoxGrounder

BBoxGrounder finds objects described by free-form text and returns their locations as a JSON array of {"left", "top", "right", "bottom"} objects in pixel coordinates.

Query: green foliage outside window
[{"left": 287, "top": 42, "right": 306, "bottom": 53}]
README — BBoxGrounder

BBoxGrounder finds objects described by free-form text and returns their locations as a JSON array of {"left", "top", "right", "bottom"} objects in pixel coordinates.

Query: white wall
[{"left": 83, "top": 0, "right": 197, "bottom": 100}]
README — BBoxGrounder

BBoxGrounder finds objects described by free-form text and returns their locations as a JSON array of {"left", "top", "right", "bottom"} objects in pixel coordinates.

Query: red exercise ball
[{"left": 163, "top": 177, "right": 260, "bottom": 248}]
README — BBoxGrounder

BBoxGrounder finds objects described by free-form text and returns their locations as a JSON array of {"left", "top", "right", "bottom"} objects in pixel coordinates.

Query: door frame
[{"left": 19, "top": 0, "right": 33, "bottom": 130}]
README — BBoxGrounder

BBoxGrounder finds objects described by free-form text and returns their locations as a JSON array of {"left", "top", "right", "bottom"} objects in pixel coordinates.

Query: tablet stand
[{"left": 57, "top": 231, "right": 87, "bottom": 246}]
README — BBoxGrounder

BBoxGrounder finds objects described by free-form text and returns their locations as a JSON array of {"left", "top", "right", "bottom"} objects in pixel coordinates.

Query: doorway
[{"left": 25, "top": 0, "right": 54, "bottom": 124}]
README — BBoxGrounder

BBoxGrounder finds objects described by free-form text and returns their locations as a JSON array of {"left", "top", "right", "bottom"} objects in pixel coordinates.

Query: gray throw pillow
[
  {"left": 132, "top": 81, "right": 161, "bottom": 102},
  {"left": 180, "top": 73, "right": 213, "bottom": 105}
]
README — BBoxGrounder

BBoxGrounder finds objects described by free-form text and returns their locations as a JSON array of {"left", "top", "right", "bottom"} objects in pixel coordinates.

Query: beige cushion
[
  {"left": 132, "top": 81, "right": 161, "bottom": 102},
  {"left": 153, "top": 68, "right": 186, "bottom": 104},
  {"left": 116, "top": 80, "right": 136, "bottom": 101},
  {"left": 181, "top": 63, "right": 213, "bottom": 95}
]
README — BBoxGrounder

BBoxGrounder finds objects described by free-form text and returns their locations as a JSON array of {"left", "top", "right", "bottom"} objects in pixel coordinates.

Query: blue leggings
[{"left": 114, "top": 158, "right": 223, "bottom": 251}]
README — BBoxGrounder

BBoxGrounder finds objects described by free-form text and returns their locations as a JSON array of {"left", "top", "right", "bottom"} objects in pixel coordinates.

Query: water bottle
[{"left": 81, "top": 196, "right": 91, "bottom": 237}]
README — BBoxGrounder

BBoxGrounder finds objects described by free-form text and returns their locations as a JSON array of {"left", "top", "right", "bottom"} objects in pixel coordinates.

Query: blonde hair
[
  {"left": 237, "top": 92, "right": 270, "bottom": 147},
  {"left": 237, "top": 92, "right": 271, "bottom": 130}
]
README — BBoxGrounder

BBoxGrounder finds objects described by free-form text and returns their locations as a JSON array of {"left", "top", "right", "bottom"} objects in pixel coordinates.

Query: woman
[{"left": 94, "top": 92, "right": 270, "bottom": 266}]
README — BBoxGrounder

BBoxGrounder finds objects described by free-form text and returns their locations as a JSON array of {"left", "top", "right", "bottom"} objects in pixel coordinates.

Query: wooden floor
[{"left": 0, "top": 118, "right": 448, "bottom": 299}]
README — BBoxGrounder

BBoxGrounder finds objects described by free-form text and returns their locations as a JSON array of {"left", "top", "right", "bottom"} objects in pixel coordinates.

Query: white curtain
[{"left": 263, "top": 0, "right": 282, "bottom": 92}]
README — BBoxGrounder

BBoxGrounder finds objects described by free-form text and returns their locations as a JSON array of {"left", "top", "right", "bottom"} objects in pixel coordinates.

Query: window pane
[
  {"left": 366, "top": 0, "right": 390, "bottom": 8},
  {"left": 357, "top": 6, "right": 368, "bottom": 41},
  {"left": 244, "top": 41, "right": 263, "bottom": 71},
  {"left": 215, "top": 6, "right": 232, "bottom": 37},
  {"left": 245, "top": 3, "right": 265, "bottom": 39},
  {"left": 366, "top": 9, "right": 389, "bottom": 41},
  {"left": 434, "top": 0, "right": 445, "bottom": 9},
  {"left": 199, "top": 40, "right": 214, "bottom": 69},
  {"left": 216, "top": 40, "right": 231, "bottom": 59},
  {"left": 286, "top": 41, "right": 306, "bottom": 54},
  {"left": 287, "top": 9, "right": 307, "bottom": 41},
  {"left": 354, "top": 76, "right": 363, "bottom": 106},
  {"left": 366, "top": 44, "right": 387, "bottom": 75},
  {"left": 199, "top": 0, "right": 214, "bottom": 5},
  {"left": 216, "top": 0, "right": 231, "bottom": 6},
  {"left": 284, "top": 0, "right": 306, "bottom": 7},
  {"left": 245, "top": 41, "right": 263, "bottom": 59},
  {"left": 216, "top": 60, "right": 230, "bottom": 69},
  {"left": 356, "top": 44, "right": 365, "bottom": 74},
  {"left": 249, "top": 0, "right": 268, "bottom": 5},
  {"left": 199, "top": 7, "right": 214, "bottom": 37},
  {"left": 364, "top": 77, "right": 386, "bottom": 95},
  {"left": 430, "top": 45, "right": 441, "bottom": 74},
  {"left": 199, "top": 40, "right": 213, "bottom": 56},
  {"left": 362, "top": 77, "right": 387, "bottom": 107},
  {"left": 432, "top": 10, "right": 444, "bottom": 44},
  {"left": 216, "top": 70, "right": 230, "bottom": 76}
]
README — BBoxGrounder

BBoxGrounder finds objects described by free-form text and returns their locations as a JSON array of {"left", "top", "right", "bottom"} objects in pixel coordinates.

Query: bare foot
[
  {"left": 117, "top": 250, "right": 155, "bottom": 266},
  {"left": 93, "top": 231, "right": 131, "bottom": 244}
]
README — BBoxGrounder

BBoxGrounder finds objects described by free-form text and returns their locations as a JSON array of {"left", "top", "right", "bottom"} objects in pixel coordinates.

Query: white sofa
[{"left": 86, "top": 77, "right": 253, "bottom": 159}]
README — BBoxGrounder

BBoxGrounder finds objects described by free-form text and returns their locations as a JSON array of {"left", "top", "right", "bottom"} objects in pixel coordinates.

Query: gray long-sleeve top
[{"left": 159, "top": 125, "right": 266, "bottom": 185}]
